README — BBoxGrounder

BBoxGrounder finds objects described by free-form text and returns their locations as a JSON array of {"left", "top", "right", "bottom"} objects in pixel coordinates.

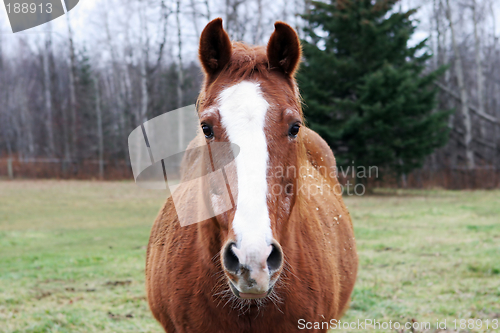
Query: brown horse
[{"left": 146, "top": 18, "right": 358, "bottom": 333}]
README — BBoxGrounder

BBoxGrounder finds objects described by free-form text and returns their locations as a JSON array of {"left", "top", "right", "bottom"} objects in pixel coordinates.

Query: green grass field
[{"left": 0, "top": 181, "right": 499, "bottom": 332}]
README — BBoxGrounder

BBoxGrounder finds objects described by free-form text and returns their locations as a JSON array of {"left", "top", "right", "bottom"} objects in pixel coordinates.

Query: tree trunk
[
  {"left": 472, "top": 0, "right": 486, "bottom": 139},
  {"left": 254, "top": 0, "right": 263, "bottom": 44},
  {"left": 95, "top": 76, "right": 104, "bottom": 180},
  {"left": 0, "top": 27, "right": 3, "bottom": 71},
  {"left": 60, "top": 92, "right": 71, "bottom": 174},
  {"left": 176, "top": 0, "right": 184, "bottom": 152},
  {"left": 43, "top": 27, "right": 56, "bottom": 157},
  {"left": 66, "top": 12, "right": 78, "bottom": 163},
  {"left": 190, "top": 0, "right": 200, "bottom": 37},
  {"left": 104, "top": 8, "right": 127, "bottom": 158},
  {"left": 204, "top": 0, "right": 211, "bottom": 19},
  {"left": 446, "top": 0, "right": 474, "bottom": 169},
  {"left": 139, "top": 63, "right": 149, "bottom": 125},
  {"left": 20, "top": 92, "right": 34, "bottom": 157},
  {"left": 139, "top": 5, "right": 149, "bottom": 124},
  {"left": 492, "top": 1, "right": 500, "bottom": 167}
]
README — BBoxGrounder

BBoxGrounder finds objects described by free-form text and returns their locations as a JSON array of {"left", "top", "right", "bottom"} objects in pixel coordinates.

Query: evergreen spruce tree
[{"left": 298, "top": 0, "right": 451, "bottom": 181}]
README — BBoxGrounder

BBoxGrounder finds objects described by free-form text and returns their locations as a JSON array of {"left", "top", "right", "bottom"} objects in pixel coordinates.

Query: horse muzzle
[{"left": 221, "top": 240, "right": 283, "bottom": 299}]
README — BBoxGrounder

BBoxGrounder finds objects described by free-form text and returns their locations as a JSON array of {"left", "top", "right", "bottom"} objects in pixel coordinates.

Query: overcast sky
[{"left": 1, "top": 0, "right": 499, "bottom": 60}]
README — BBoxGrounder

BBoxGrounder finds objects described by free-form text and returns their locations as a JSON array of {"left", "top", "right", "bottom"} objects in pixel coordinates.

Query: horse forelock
[{"left": 197, "top": 42, "right": 302, "bottom": 117}]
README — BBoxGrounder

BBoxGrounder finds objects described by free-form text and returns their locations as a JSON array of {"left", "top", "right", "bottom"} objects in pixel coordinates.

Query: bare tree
[
  {"left": 95, "top": 75, "right": 104, "bottom": 179},
  {"left": 490, "top": 0, "right": 500, "bottom": 163},
  {"left": 138, "top": 2, "right": 149, "bottom": 124},
  {"left": 472, "top": 0, "right": 486, "bottom": 138},
  {"left": 176, "top": 0, "right": 184, "bottom": 151},
  {"left": 204, "top": 0, "right": 211, "bottom": 19},
  {"left": 189, "top": 0, "right": 200, "bottom": 37},
  {"left": 446, "top": 0, "right": 474, "bottom": 169},
  {"left": 103, "top": 6, "right": 128, "bottom": 156},
  {"left": 253, "top": 0, "right": 263, "bottom": 44},
  {"left": 42, "top": 27, "right": 56, "bottom": 157},
  {"left": 19, "top": 84, "right": 35, "bottom": 158},
  {"left": 66, "top": 11, "right": 78, "bottom": 161}
]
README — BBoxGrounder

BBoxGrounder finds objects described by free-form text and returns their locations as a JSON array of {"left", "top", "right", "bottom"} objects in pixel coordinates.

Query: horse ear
[
  {"left": 199, "top": 18, "right": 232, "bottom": 76},
  {"left": 267, "top": 22, "right": 301, "bottom": 76}
]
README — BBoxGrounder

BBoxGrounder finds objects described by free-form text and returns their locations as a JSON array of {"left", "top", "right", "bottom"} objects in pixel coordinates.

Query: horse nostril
[
  {"left": 267, "top": 244, "right": 283, "bottom": 272},
  {"left": 223, "top": 243, "right": 240, "bottom": 273}
]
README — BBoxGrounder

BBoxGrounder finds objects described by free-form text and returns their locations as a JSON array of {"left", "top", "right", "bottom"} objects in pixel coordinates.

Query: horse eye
[
  {"left": 289, "top": 123, "right": 300, "bottom": 137},
  {"left": 202, "top": 124, "right": 214, "bottom": 139}
]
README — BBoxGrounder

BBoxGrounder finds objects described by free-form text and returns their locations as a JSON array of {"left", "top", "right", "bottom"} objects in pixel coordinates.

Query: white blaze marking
[{"left": 218, "top": 81, "right": 272, "bottom": 266}]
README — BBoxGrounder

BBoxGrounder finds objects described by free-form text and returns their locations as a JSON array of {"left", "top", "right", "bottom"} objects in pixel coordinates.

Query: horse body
[{"left": 146, "top": 19, "right": 357, "bottom": 333}]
